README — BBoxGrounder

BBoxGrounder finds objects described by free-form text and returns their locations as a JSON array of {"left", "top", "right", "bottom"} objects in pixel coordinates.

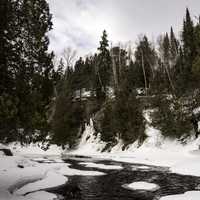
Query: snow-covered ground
[
  {"left": 8, "top": 142, "right": 64, "bottom": 156},
  {"left": 0, "top": 143, "right": 105, "bottom": 200},
  {"left": 1, "top": 110, "right": 200, "bottom": 199},
  {"left": 0, "top": 152, "right": 68, "bottom": 199}
]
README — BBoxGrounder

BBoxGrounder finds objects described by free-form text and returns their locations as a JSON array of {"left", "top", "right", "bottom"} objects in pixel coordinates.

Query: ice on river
[
  {"left": 123, "top": 181, "right": 160, "bottom": 191},
  {"left": 79, "top": 162, "right": 123, "bottom": 170},
  {"left": 58, "top": 165, "right": 106, "bottom": 176}
]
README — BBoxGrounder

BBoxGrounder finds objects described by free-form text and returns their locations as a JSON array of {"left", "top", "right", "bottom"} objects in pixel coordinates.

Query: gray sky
[{"left": 47, "top": 0, "right": 200, "bottom": 57}]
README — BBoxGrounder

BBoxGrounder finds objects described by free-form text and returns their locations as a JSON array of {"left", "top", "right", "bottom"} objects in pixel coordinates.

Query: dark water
[{"left": 45, "top": 156, "right": 200, "bottom": 200}]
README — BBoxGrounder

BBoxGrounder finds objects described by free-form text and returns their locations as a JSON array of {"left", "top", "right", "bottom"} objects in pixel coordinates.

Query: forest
[{"left": 1, "top": 0, "right": 200, "bottom": 150}]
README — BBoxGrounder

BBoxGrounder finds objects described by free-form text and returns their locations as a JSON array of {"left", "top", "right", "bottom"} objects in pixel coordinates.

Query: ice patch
[
  {"left": 58, "top": 166, "right": 106, "bottom": 176},
  {"left": 123, "top": 181, "right": 159, "bottom": 191},
  {"left": 132, "top": 166, "right": 150, "bottom": 170},
  {"left": 79, "top": 162, "right": 123, "bottom": 170},
  {"left": 26, "top": 191, "right": 57, "bottom": 200}
]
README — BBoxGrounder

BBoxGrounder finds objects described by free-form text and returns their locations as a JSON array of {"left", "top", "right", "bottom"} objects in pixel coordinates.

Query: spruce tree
[
  {"left": 0, "top": 0, "right": 20, "bottom": 141},
  {"left": 182, "top": 8, "right": 195, "bottom": 74},
  {"left": 96, "top": 30, "right": 111, "bottom": 103},
  {"left": 170, "top": 27, "right": 179, "bottom": 63}
]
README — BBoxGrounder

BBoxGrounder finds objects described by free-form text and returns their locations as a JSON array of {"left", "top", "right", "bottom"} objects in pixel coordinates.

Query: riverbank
[
  {"left": 67, "top": 116, "right": 200, "bottom": 177},
  {"left": 0, "top": 143, "right": 68, "bottom": 200},
  {"left": 0, "top": 143, "right": 109, "bottom": 200}
]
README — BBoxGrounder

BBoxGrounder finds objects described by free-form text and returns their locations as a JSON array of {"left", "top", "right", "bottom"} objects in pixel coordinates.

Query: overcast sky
[{"left": 47, "top": 0, "right": 200, "bottom": 57}]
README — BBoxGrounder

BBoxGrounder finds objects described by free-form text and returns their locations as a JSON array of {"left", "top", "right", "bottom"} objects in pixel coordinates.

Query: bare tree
[
  {"left": 110, "top": 43, "right": 119, "bottom": 92},
  {"left": 62, "top": 47, "right": 77, "bottom": 68},
  {"left": 141, "top": 49, "right": 148, "bottom": 96}
]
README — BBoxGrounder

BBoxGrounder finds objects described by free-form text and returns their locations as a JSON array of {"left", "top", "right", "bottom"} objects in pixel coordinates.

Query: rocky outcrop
[{"left": 0, "top": 148, "right": 13, "bottom": 156}]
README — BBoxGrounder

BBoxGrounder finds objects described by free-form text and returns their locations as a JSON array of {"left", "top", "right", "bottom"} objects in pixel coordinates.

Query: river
[{"left": 35, "top": 155, "right": 200, "bottom": 200}]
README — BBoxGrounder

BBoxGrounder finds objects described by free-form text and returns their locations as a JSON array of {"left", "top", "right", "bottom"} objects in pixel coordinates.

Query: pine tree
[
  {"left": 182, "top": 8, "right": 195, "bottom": 74},
  {"left": 13, "top": 0, "right": 55, "bottom": 142},
  {"left": 0, "top": 0, "right": 55, "bottom": 143},
  {"left": 96, "top": 30, "right": 111, "bottom": 102},
  {"left": 0, "top": 0, "right": 20, "bottom": 141},
  {"left": 170, "top": 27, "right": 179, "bottom": 63},
  {"left": 192, "top": 17, "right": 200, "bottom": 87},
  {"left": 162, "top": 33, "right": 175, "bottom": 94}
]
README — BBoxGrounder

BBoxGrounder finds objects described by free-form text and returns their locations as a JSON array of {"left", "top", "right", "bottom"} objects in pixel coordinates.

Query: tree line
[
  {"left": 1, "top": 4, "right": 200, "bottom": 149},
  {"left": 52, "top": 8, "right": 200, "bottom": 149}
]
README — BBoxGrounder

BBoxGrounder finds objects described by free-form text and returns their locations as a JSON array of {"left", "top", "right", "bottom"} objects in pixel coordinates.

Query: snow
[
  {"left": 9, "top": 142, "right": 63, "bottom": 156},
  {"left": 0, "top": 138, "right": 109, "bottom": 200},
  {"left": 68, "top": 119, "right": 106, "bottom": 155},
  {"left": 160, "top": 191, "right": 200, "bottom": 200},
  {"left": 123, "top": 181, "right": 159, "bottom": 191},
  {"left": 15, "top": 171, "right": 68, "bottom": 195},
  {"left": 193, "top": 107, "right": 200, "bottom": 115},
  {"left": 26, "top": 191, "right": 57, "bottom": 200},
  {"left": 79, "top": 162, "right": 123, "bottom": 170},
  {"left": 0, "top": 145, "right": 67, "bottom": 200},
  {"left": 133, "top": 166, "right": 150, "bottom": 170},
  {"left": 67, "top": 113, "right": 200, "bottom": 178},
  {"left": 58, "top": 165, "right": 106, "bottom": 176},
  {"left": 2, "top": 109, "right": 200, "bottom": 199}
]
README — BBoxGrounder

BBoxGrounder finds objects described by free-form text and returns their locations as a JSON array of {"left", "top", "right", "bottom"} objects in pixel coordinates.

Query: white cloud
[{"left": 47, "top": 0, "right": 200, "bottom": 57}]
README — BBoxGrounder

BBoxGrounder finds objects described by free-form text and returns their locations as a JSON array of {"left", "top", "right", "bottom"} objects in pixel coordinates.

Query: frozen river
[{"left": 40, "top": 155, "right": 200, "bottom": 200}]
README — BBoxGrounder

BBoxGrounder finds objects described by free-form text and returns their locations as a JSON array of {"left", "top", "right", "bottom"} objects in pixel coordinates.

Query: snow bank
[
  {"left": 123, "top": 181, "right": 159, "bottom": 191},
  {"left": 79, "top": 162, "right": 123, "bottom": 170},
  {"left": 15, "top": 171, "right": 68, "bottom": 195},
  {"left": 0, "top": 150, "right": 70, "bottom": 200},
  {"left": 160, "top": 191, "right": 200, "bottom": 200},
  {"left": 9, "top": 143, "right": 63, "bottom": 156}
]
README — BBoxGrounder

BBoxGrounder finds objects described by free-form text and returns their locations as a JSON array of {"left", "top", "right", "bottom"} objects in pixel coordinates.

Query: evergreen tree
[
  {"left": 0, "top": 0, "right": 21, "bottom": 141},
  {"left": 51, "top": 67, "right": 84, "bottom": 148},
  {"left": 170, "top": 27, "right": 179, "bottom": 64},
  {"left": 96, "top": 30, "right": 111, "bottom": 103},
  {"left": 0, "top": 0, "right": 55, "bottom": 143},
  {"left": 192, "top": 17, "right": 200, "bottom": 87},
  {"left": 182, "top": 8, "right": 195, "bottom": 74},
  {"left": 14, "top": 0, "right": 54, "bottom": 142},
  {"left": 159, "top": 33, "right": 175, "bottom": 94}
]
